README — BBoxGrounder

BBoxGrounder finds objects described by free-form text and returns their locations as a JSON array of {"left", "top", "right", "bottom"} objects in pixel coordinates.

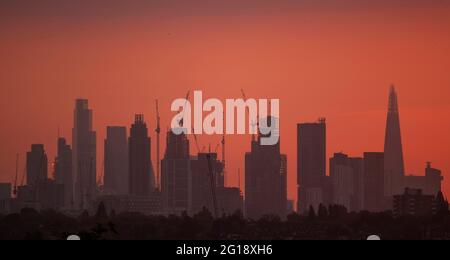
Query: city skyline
[
  {"left": 0, "top": 85, "right": 445, "bottom": 212},
  {"left": 0, "top": 86, "right": 448, "bottom": 205},
  {"left": 1, "top": 0, "right": 450, "bottom": 204}
]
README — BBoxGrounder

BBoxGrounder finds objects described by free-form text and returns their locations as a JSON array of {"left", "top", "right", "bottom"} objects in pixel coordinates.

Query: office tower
[
  {"left": 363, "top": 152, "right": 385, "bottom": 212},
  {"left": 245, "top": 117, "right": 287, "bottom": 219},
  {"left": 72, "top": 99, "right": 97, "bottom": 209},
  {"left": 54, "top": 138, "right": 73, "bottom": 207},
  {"left": 129, "top": 115, "right": 154, "bottom": 196},
  {"left": 0, "top": 183, "right": 11, "bottom": 199},
  {"left": 105, "top": 126, "right": 129, "bottom": 195},
  {"left": 297, "top": 119, "right": 326, "bottom": 213},
  {"left": 330, "top": 153, "right": 364, "bottom": 212},
  {"left": 161, "top": 129, "right": 191, "bottom": 214},
  {"left": 384, "top": 86, "right": 405, "bottom": 196},
  {"left": 26, "top": 144, "right": 48, "bottom": 186},
  {"left": 190, "top": 153, "right": 224, "bottom": 215}
]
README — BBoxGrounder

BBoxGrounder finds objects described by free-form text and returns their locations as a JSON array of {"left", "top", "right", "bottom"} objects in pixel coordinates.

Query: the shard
[{"left": 384, "top": 86, "right": 405, "bottom": 197}]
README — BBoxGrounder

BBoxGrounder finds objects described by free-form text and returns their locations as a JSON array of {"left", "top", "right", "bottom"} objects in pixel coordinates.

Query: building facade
[
  {"left": 129, "top": 115, "right": 154, "bottom": 196},
  {"left": 72, "top": 99, "right": 97, "bottom": 209},
  {"left": 105, "top": 126, "right": 129, "bottom": 195},
  {"left": 297, "top": 119, "right": 327, "bottom": 213}
]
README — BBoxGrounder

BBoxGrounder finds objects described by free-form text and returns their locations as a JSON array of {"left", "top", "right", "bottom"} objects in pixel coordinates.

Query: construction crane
[
  {"left": 214, "top": 143, "right": 220, "bottom": 153},
  {"left": 191, "top": 127, "right": 201, "bottom": 153},
  {"left": 13, "top": 154, "right": 19, "bottom": 197},
  {"left": 179, "top": 91, "right": 191, "bottom": 127},
  {"left": 240, "top": 89, "right": 257, "bottom": 141},
  {"left": 155, "top": 99, "right": 161, "bottom": 191},
  {"left": 206, "top": 153, "right": 219, "bottom": 218},
  {"left": 238, "top": 168, "right": 241, "bottom": 192},
  {"left": 97, "top": 160, "right": 104, "bottom": 187},
  {"left": 221, "top": 111, "right": 226, "bottom": 186}
]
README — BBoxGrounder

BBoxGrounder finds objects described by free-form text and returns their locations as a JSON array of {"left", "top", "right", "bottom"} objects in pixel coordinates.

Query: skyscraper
[
  {"left": 54, "top": 138, "right": 73, "bottom": 208},
  {"left": 105, "top": 126, "right": 128, "bottom": 195},
  {"left": 129, "top": 115, "right": 154, "bottom": 196},
  {"left": 190, "top": 153, "right": 224, "bottom": 215},
  {"left": 297, "top": 119, "right": 327, "bottom": 213},
  {"left": 26, "top": 144, "right": 48, "bottom": 186},
  {"left": 72, "top": 99, "right": 97, "bottom": 209},
  {"left": 161, "top": 129, "right": 191, "bottom": 214},
  {"left": 384, "top": 86, "right": 405, "bottom": 196},
  {"left": 363, "top": 152, "right": 385, "bottom": 212},
  {"left": 245, "top": 117, "right": 287, "bottom": 219}
]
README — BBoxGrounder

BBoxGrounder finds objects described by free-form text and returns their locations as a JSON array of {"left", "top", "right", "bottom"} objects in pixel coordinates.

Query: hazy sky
[{"left": 1, "top": 0, "right": 450, "bottom": 202}]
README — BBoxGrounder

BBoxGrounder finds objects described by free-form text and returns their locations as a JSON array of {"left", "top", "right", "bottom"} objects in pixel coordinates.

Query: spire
[
  {"left": 384, "top": 85, "right": 405, "bottom": 197},
  {"left": 388, "top": 85, "right": 399, "bottom": 113}
]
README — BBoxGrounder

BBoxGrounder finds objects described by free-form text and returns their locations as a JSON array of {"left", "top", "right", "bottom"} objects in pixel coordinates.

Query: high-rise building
[
  {"left": 0, "top": 183, "right": 11, "bottom": 200},
  {"left": 105, "top": 126, "right": 128, "bottom": 195},
  {"left": 245, "top": 117, "right": 287, "bottom": 219},
  {"left": 297, "top": 119, "right": 326, "bottom": 213},
  {"left": 26, "top": 144, "right": 48, "bottom": 186},
  {"left": 72, "top": 99, "right": 97, "bottom": 209},
  {"left": 54, "top": 138, "right": 73, "bottom": 208},
  {"left": 190, "top": 153, "right": 224, "bottom": 215},
  {"left": 363, "top": 152, "right": 385, "bottom": 212},
  {"left": 330, "top": 153, "right": 364, "bottom": 212},
  {"left": 384, "top": 86, "right": 405, "bottom": 196},
  {"left": 129, "top": 115, "right": 154, "bottom": 196},
  {"left": 161, "top": 129, "right": 191, "bottom": 214}
]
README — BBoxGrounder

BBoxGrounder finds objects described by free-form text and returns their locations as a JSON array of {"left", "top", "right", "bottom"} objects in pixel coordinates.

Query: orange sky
[{"left": 1, "top": 1, "right": 450, "bottom": 202}]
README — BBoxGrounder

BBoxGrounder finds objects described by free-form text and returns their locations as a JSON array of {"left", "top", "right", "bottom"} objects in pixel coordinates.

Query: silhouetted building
[
  {"left": 72, "top": 99, "right": 97, "bottom": 209},
  {"left": 105, "top": 126, "right": 129, "bottom": 195},
  {"left": 54, "top": 138, "right": 73, "bottom": 208},
  {"left": 95, "top": 192, "right": 162, "bottom": 216},
  {"left": 363, "top": 152, "right": 386, "bottom": 212},
  {"left": 17, "top": 180, "right": 64, "bottom": 211},
  {"left": 0, "top": 183, "right": 11, "bottom": 200},
  {"left": 216, "top": 187, "right": 244, "bottom": 216},
  {"left": 0, "top": 199, "right": 13, "bottom": 214},
  {"left": 384, "top": 86, "right": 405, "bottom": 196},
  {"left": 161, "top": 129, "right": 191, "bottom": 214},
  {"left": 393, "top": 188, "right": 435, "bottom": 217},
  {"left": 330, "top": 153, "right": 364, "bottom": 212},
  {"left": 297, "top": 119, "right": 327, "bottom": 213},
  {"left": 404, "top": 163, "right": 444, "bottom": 197},
  {"left": 246, "top": 117, "right": 287, "bottom": 219},
  {"left": 26, "top": 144, "right": 48, "bottom": 186},
  {"left": 190, "top": 153, "right": 224, "bottom": 215},
  {"left": 129, "top": 115, "right": 154, "bottom": 196}
]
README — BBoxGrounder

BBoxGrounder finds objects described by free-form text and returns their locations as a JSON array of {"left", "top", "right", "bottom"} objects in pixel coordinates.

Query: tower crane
[
  {"left": 155, "top": 99, "right": 161, "bottom": 190},
  {"left": 13, "top": 154, "right": 19, "bottom": 197},
  {"left": 179, "top": 91, "right": 191, "bottom": 127},
  {"left": 206, "top": 153, "right": 219, "bottom": 218},
  {"left": 240, "top": 89, "right": 257, "bottom": 141}
]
